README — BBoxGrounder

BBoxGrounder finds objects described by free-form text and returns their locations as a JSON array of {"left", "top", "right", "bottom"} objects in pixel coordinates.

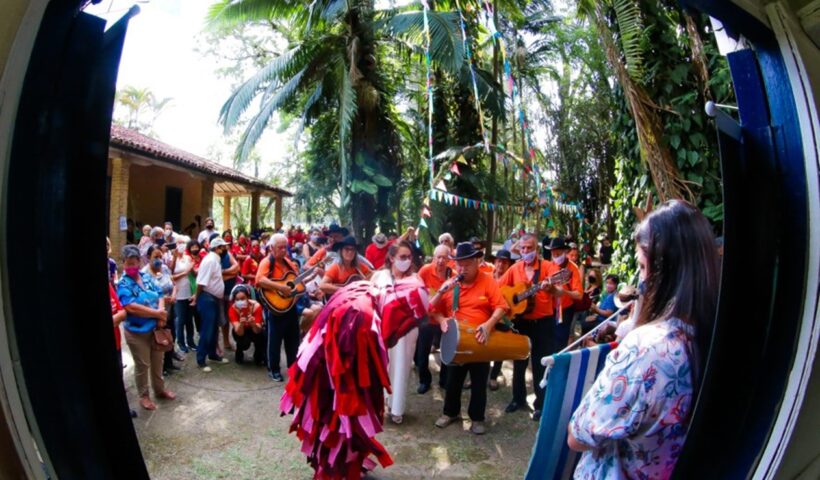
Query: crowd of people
[
  {"left": 109, "top": 218, "right": 625, "bottom": 422},
  {"left": 109, "top": 200, "right": 719, "bottom": 478}
]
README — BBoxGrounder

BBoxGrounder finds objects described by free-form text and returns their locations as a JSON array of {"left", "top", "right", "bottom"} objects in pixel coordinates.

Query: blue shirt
[
  {"left": 117, "top": 272, "right": 162, "bottom": 333},
  {"left": 596, "top": 292, "right": 617, "bottom": 322}
]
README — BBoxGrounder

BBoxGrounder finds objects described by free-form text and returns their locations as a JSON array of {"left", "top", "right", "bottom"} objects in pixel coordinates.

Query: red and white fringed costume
[{"left": 280, "top": 278, "right": 429, "bottom": 479}]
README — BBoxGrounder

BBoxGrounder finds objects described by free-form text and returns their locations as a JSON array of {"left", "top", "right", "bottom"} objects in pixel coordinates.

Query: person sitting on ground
[
  {"left": 228, "top": 285, "right": 265, "bottom": 366},
  {"left": 568, "top": 200, "right": 719, "bottom": 479},
  {"left": 117, "top": 245, "right": 176, "bottom": 410}
]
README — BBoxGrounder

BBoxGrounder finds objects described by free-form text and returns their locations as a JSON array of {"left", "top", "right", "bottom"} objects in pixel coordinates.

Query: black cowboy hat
[
  {"left": 488, "top": 249, "right": 513, "bottom": 263},
  {"left": 547, "top": 237, "right": 568, "bottom": 250},
  {"left": 450, "top": 242, "right": 484, "bottom": 261},
  {"left": 331, "top": 235, "right": 359, "bottom": 252},
  {"left": 326, "top": 223, "right": 349, "bottom": 236}
]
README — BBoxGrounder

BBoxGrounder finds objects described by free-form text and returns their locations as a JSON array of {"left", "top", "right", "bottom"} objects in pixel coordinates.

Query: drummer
[
  {"left": 416, "top": 244, "right": 455, "bottom": 393},
  {"left": 496, "top": 233, "right": 561, "bottom": 422},
  {"left": 430, "top": 242, "right": 508, "bottom": 435}
]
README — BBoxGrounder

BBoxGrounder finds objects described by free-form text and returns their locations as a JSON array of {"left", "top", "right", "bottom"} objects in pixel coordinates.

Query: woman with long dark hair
[{"left": 568, "top": 200, "right": 720, "bottom": 479}]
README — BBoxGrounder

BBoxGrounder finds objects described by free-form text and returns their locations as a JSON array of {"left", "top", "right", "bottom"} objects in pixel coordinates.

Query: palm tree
[
  {"left": 208, "top": 0, "right": 465, "bottom": 240},
  {"left": 115, "top": 85, "right": 173, "bottom": 134}
]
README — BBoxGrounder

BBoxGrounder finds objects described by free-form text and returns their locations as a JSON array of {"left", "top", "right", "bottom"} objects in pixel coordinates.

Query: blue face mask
[
  {"left": 521, "top": 251, "right": 537, "bottom": 264},
  {"left": 152, "top": 259, "right": 163, "bottom": 270},
  {"left": 638, "top": 279, "right": 646, "bottom": 296}
]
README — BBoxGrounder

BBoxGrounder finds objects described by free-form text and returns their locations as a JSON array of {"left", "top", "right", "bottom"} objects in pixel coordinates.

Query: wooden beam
[
  {"left": 251, "top": 191, "right": 260, "bottom": 233},
  {"left": 223, "top": 195, "right": 232, "bottom": 231},
  {"left": 274, "top": 193, "right": 283, "bottom": 231}
]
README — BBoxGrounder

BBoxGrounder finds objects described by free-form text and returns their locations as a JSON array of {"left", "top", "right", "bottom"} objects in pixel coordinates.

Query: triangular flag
[
  {"left": 436, "top": 180, "right": 447, "bottom": 191},
  {"left": 419, "top": 218, "right": 428, "bottom": 228},
  {"left": 422, "top": 206, "right": 432, "bottom": 218},
  {"left": 456, "top": 154, "right": 468, "bottom": 165},
  {"left": 450, "top": 163, "right": 461, "bottom": 175},
  {"left": 468, "top": 199, "right": 474, "bottom": 209}
]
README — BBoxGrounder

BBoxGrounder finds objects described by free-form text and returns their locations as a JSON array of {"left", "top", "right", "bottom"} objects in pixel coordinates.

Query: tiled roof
[{"left": 109, "top": 124, "right": 291, "bottom": 197}]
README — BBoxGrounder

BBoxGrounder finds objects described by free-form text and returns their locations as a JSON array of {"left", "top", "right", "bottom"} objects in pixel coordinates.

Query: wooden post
[
  {"left": 251, "top": 191, "right": 260, "bottom": 233},
  {"left": 274, "top": 193, "right": 283, "bottom": 231},
  {"left": 222, "top": 195, "right": 232, "bottom": 231},
  {"left": 201, "top": 178, "right": 214, "bottom": 222}
]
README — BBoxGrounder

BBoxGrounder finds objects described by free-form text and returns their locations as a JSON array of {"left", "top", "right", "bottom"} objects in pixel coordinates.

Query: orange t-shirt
[
  {"left": 305, "top": 247, "right": 328, "bottom": 267},
  {"left": 255, "top": 255, "right": 298, "bottom": 286},
  {"left": 479, "top": 262, "right": 495, "bottom": 274},
  {"left": 324, "top": 262, "right": 371, "bottom": 285},
  {"left": 434, "top": 272, "right": 508, "bottom": 327},
  {"left": 497, "top": 259, "right": 560, "bottom": 320},
  {"left": 418, "top": 263, "right": 453, "bottom": 295},
  {"left": 554, "top": 260, "right": 583, "bottom": 310},
  {"left": 228, "top": 301, "right": 264, "bottom": 328}
]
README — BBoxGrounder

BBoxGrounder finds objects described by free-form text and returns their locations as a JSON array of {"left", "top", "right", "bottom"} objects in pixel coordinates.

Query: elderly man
[
  {"left": 431, "top": 242, "right": 508, "bottom": 435},
  {"left": 415, "top": 244, "right": 455, "bottom": 393},
  {"left": 256, "top": 233, "right": 301, "bottom": 382},
  {"left": 497, "top": 233, "right": 561, "bottom": 421},
  {"left": 365, "top": 232, "right": 392, "bottom": 269},
  {"left": 192, "top": 237, "right": 231, "bottom": 372}
]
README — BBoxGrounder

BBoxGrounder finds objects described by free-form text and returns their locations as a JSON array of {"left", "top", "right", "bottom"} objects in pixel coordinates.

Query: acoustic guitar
[
  {"left": 500, "top": 268, "right": 572, "bottom": 317},
  {"left": 258, "top": 259, "right": 326, "bottom": 314}
]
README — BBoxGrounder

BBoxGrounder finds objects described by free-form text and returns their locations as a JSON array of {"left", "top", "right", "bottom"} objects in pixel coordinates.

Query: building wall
[{"left": 125, "top": 162, "right": 205, "bottom": 237}]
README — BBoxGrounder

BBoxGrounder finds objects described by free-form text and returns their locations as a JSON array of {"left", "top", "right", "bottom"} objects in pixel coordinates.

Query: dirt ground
[{"left": 123, "top": 342, "right": 543, "bottom": 480}]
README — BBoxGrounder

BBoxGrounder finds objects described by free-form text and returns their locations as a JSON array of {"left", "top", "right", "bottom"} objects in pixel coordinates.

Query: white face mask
[
  {"left": 234, "top": 300, "right": 248, "bottom": 309},
  {"left": 552, "top": 253, "right": 566, "bottom": 265},
  {"left": 521, "top": 251, "right": 537, "bottom": 264},
  {"left": 395, "top": 258, "right": 413, "bottom": 273}
]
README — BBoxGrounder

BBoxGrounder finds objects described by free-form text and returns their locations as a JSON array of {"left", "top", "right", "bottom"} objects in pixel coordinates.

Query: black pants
[
  {"left": 552, "top": 307, "right": 574, "bottom": 354},
  {"left": 511, "top": 317, "right": 553, "bottom": 410},
  {"left": 232, "top": 328, "right": 266, "bottom": 364},
  {"left": 415, "top": 323, "right": 447, "bottom": 387},
  {"left": 266, "top": 307, "right": 299, "bottom": 374},
  {"left": 443, "top": 362, "right": 490, "bottom": 421},
  {"left": 490, "top": 361, "right": 503, "bottom": 380}
]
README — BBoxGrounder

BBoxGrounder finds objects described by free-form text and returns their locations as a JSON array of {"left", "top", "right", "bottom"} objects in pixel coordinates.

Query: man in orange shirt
[
  {"left": 415, "top": 244, "right": 454, "bottom": 393},
  {"left": 469, "top": 236, "right": 495, "bottom": 274},
  {"left": 488, "top": 249, "right": 515, "bottom": 390},
  {"left": 547, "top": 237, "right": 583, "bottom": 353},
  {"left": 319, "top": 236, "right": 372, "bottom": 296},
  {"left": 256, "top": 233, "right": 301, "bottom": 382},
  {"left": 497, "top": 233, "right": 561, "bottom": 421},
  {"left": 304, "top": 223, "right": 348, "bottom": 268},
  {"left": 431, "top": 243, "right": 508, "bottom": 435}
]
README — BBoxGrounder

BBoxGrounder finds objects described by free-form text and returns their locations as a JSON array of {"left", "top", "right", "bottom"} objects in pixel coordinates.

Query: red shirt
[
  {"left": 365, "top": 242, "right": 392, "bottom": 270},
  {"left": 241, "top": 256, "right": 260, "bottom": 287},
  {"left": 228, "top": 301, "right": 263, "bottom": 328},
  {"left": 109, "top": 283, "right": 123, "bottom": 350}
]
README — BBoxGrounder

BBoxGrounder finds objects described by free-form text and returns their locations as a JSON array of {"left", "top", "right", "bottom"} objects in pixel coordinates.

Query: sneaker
[
  {"left": 270, "top": 371, "right": 284, "bottom": 382},
  {"left": 531, "top": 410, "right": 542, "bottom": 422},
  {"left": 235, "top": 352, "right": 245, "bottom": 364},
  {"left": 201, "top": 366, "right": 213, "bottom": 373},
  {"left": 172, "top": 352, "right": 185, "bottom": 362},
  {"left": 417, "top": 383, "right": 431, "bottom": 394},
  {"left": 129, "top": 409, "right": 138, "bottom": 418},
  {"left": 179, "top": 346, "right": 189, "bottom": 354},
  {"left": 470, "top": 421, "right": 487, "bottom": 435},
  {"left": 435, "top": 415, "right": 459, "bottom": 429},
  {"left": 208, "top": 355, "right": 229, "bottom": 364}
]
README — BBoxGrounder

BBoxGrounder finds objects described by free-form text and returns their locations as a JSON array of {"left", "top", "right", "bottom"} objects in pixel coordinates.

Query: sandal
[
  {"left": 391, "top": 414, "right": 403, "bottom": 425},
  {"left": 156, "top": 390, "right": 176, "bottom": 400},
  {"left": 139, "top": 396, "right": 156, "bottom": 411}
]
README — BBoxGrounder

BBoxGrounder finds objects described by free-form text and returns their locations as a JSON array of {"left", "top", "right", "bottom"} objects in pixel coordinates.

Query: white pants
[{"left": 386, "top": 328, "right": 419, "bottom": 417}]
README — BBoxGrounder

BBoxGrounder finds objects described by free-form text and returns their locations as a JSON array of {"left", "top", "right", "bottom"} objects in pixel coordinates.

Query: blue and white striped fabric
[{"left": 525, "top": 342, "right": 617, "bottom": 480}]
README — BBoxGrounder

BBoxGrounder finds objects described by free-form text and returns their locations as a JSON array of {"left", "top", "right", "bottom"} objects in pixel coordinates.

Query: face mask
[
  {"left": 165, "top": 228, "right": 172, "bottom": 236},
  {"left": 190, "top": 250, "right": 199, "bottom": 256},
  {"left": 125, "top": 266, "right": 140, "bottom": 278},
  {"left": 234, "top": 300, "right": 248, "bottom": 309},
  {"left": 310, "top": 235, "right": 320, "bottom": 242},
  {"left": 521, "top": 251, "right": 536, "bottom": 264},
  {"left": 251, "top": 246, "right": 261, "bottom": 255},
  {"left": 638, "top": 279, "right": 646, "bottom": 296},
  {"left": 587, "top": 275, "right": 596, "bottom": 284},
  {"left": 151, "top": 259, "right": 163, "bottom": 270},
  {"left": 206, "top": 224, "right": 214, "bottom": 230},
  {"left": 552, "top": 253, "right": 566, "bottom": 265},
  {"left": 395, "top": 258, "right": 412, "bottom": 273}
]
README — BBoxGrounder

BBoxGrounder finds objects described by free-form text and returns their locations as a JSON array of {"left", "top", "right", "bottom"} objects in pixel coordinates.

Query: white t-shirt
[
  {"left": 197, "top": 228, "right": 216, "bottom": 244},
  {"left": 196, "top": 251, "right": 225, "bottom": 298},
  {"left": 173, "top": 255, "right": 193, "bottom": 300},
  {"left": 371, "top": 270, "right": 419, "bottom": 288}
]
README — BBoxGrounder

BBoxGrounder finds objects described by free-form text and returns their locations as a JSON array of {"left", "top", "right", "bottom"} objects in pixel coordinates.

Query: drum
[{"left": 440, "top": 318, "right": 531, "bottom": 365}]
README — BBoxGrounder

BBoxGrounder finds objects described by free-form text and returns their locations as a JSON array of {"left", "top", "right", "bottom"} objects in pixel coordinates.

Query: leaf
[
  {"left": 350, "top": 179, "right": 378, "bottom": 195},
  {"left": 702, "top": 203, "right": 724, "bottom": 222},
  {"left": 612, "top": 0, "right": 645, "bottom": 82},
  {"left": 687, "top": 150, "right": 699, "bottom": 167},
  {"left": 669, "top": 134, "right": 681, "bottom": 150},
  {"left": 371, "top": 174, "right": 393, "bottom": 187}
]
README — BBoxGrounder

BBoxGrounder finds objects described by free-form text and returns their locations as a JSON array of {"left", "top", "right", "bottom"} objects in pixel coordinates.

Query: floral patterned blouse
[{"left": 570, "top": 317, "right": 696, "bottom": 479}]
